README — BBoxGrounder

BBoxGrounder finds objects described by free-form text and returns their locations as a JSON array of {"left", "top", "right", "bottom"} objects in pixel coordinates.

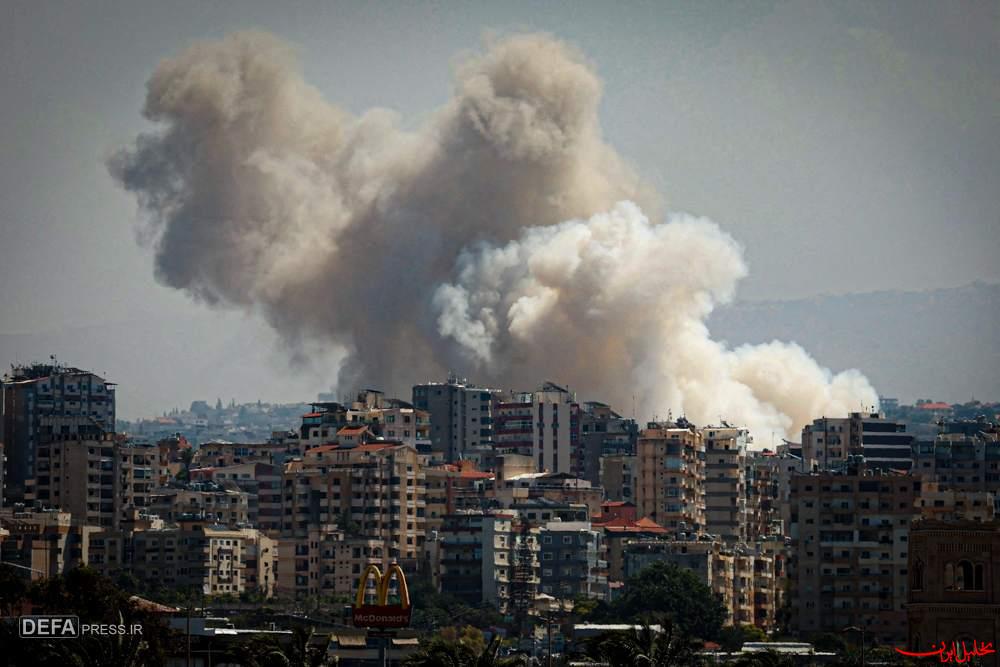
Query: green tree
[
  {"left": 0, "top": 566, "right": 172, "bottom": 666},
  {"left": 404, "top": 631, "right": 519, "bottom": 667},
  {"left": 237, "top": 626, "right": 337, "bottom": 667},
  {"left": 0, "top": 563, "right": 29, "bottom": 616},
  {"left": 583, "top": 617, "right": 701, "bottom": 667},
  {"left": 607, "top": 561, "right": 727, "bottom": 640}
]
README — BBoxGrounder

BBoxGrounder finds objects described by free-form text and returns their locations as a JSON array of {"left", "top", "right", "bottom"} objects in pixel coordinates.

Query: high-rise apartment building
[
  {"left": 789, "top": 461, "right": 919, "bottom": 644},
  {"left": 702, "top": 425, "right": 750, "bottom": 542},
  {"left": 495, "top": 382, "right": 582, "bottom": 475},
  {"left": 102, "top": 524, "right": 278, "bottom": 597},
  {"left": 0, "top": 506, "right": 97, "bottom": 580},
  {"left": 412, "top": 377, "right": 502, "bottom": 462},
  {"left": 635, "top": 420, "right": 706, "bottom": 531},
  {"left": 578, "top": 402, "right": 635, "bottom": 485},
  {"left": 29, "top": 419, "right": 157, "bottom": 530},
  {"left": 539, "top": 520, "right": 607, "bottom": 602},
  {"left": 599, "top": 453, "right": 637, "bottom": 504},
  {"left": 275, "top": 525, "right": 383, "bottom": 600},
  {"left": 912, "top": 418, "right": 1000, "bottom": 492},
  {"left": 530, "top": 383, "right": 581, "bottom": 476},
  {"left": 281, "top": 442, "right": 426, "bottom": 569},
  {"left": 801, "top": 412, "right": 913, "bottom": 472},
  {"left": 2, "top": 363, "right": 115, "bottom": 502}
]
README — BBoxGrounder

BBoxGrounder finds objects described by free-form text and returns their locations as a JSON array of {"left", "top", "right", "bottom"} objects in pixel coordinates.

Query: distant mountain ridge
[{"left": 708, "top": 282, "right": 1000, "bottom": 404}]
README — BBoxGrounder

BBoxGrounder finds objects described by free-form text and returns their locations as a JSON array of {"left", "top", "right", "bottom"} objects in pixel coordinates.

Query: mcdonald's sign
[{"left": 352, "top": 563, "right": 412, "bottom": 629}]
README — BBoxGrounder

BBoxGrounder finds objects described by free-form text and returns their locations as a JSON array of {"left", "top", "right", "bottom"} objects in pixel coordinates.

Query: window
[{"left": 911, "top": 559, "right": 924, "bottom": 591}]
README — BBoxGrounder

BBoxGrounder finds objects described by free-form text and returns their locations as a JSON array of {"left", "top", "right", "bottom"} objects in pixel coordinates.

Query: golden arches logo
[
  {"left": 354, "top": 563, "right": 411, "bottom": 608},
  {"left": 352, "top": 563, "right": 412, "bottom": 629}
]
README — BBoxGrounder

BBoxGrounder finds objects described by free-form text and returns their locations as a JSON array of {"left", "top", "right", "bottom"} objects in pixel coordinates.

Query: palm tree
[
  {"left": 584, "top": 617, "right": 701, "bottom": 667},
  {"left": 237, "top": 626, "right": 337, "bottom": 667}
]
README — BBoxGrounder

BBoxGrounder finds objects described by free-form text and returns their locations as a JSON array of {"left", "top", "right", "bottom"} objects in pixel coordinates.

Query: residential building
[
  {"left": 149, "top": 485, "right": 252, "bottom": 527},
  {"left": 281, "top": 442, "right": 426, "bottom": 569},
  {"left": 538, "top": 520, "right": 607, "bottom": 602},
  {"left": 30, "top": 426, "right": 119, "bottom": 528},
  {"left": 600, "top": 453, "right": 636, "bottom": 504},
  {"left": 905, "top": 519, "right": 1000, "bottom": 667},
  {"left": 30, "top": 423, "right": 157, "bottom": 530},
  {"left": 0, "top": 506, "right": 96, "bottom": 580},
  {"left": 622, "top": 538, "right": 780, "bottom": 631},
  {"left": 1, "top": 362, "right": 115, "bottom": 503},
  {"left": 594, "top": 513, "right": 668, "bottom": 584},
  {"left": 531, "top": 383, "right": 581, "bottom": 476},
  {"left": 702, "top": 425, "right": 750, "bottom": 542},
  {"left": 118, "top": 440, "right": 160, "bottom": 522},
  {"left": 195, "top": 440, "right": 296, "bottom": 468},
  {"left": 494, "top": 400, "right": 534, "bottom": 459},
  {"left": 298, "top": 402, "right": 349, "bottom": 449},
  {"left": 275, "top": 525, "right": 383, "bottom": 600},
  {"left": 494, "top": 471, "right": 602, "bottom": 518},
  {"left": 750, "top": 449, "right": 804, "bottom": 537},
  {"left": 412, "top": 376, "right": 502, "bottom": 462},
  {"left": 916, "top": 482, "right": 996, "bottom": 522},
  {"left": 510, "top": 498, "right": 590, "bottom": 526},
  {"left": 801, "top": 412, "right": 914, "bottom": 472},
  {"left": 578, "top": 402, "right": 635, "bottom": 486},
  {"left": 155, "top": 434, "right": 190, "bottom": 484},
  {"left": 375, "top": 406, "right": 431, "bottom": 450},
  {"left": 424, "top": 461, "right": 493, "bottom": 534},
  {"left": 635, "top": 420, "right": 706, "bottom": 531},
  {"left": 190, "top": 462, "right": 283, "bottom": 534},
  {"left": 911, "top": 418, "right": 1000, "bottom": 493},
  {"left": 789, "top": 460, "right": 919, "bottom": 644},
  {"left": 125, "top": 524, "right": 276, "bottom": 597}
]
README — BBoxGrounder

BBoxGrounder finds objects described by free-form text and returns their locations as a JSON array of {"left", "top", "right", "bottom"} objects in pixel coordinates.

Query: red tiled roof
[
  {"left": 601, "top": 500, "right": 632, "bottom": 508},
  {"left": 355, "top": 443, "right": 394, "bottom": 452},
  {"left": 596, "top": 516, "right": 668, "bottom": 534},
  {"left": 634, "top": 517, "right": 666, "bottom": 530},
  {"left": 459, "top": 471, "right": 494, "bottom": 480},
  {"left": 337, "top": 426, "right": 369, "bottom": 436},
  {"left": 307, "top": 445, "right": 340, "bottom": 454},
  {"left": 129, "top": 595, "right": 178, "bottom": 614},
  {"left": 302, "top": 412, "right": 323, "bottom": 418}
]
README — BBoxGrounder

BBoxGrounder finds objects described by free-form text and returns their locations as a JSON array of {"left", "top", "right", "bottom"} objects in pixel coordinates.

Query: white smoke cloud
[
  {"left": 434, "top": 201, "right": 878, "bottom": 442},
  {"left": 110, "top": 30, "right": 877, "bottom": 444}
]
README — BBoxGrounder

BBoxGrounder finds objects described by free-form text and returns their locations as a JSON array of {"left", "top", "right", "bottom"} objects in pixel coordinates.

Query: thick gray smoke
[{"left": 111, "top": 31, "right": 877, "bottom": 443}]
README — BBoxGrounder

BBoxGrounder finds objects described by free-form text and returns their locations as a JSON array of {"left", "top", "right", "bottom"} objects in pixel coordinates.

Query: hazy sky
[{"left": 1, "top": 1, "right": 997, "bottom": 417}]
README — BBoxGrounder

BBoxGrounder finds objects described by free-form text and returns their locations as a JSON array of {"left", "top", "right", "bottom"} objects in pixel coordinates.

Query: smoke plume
[{"left": 110, "top": 31, "right": 877, "bottom": 443}]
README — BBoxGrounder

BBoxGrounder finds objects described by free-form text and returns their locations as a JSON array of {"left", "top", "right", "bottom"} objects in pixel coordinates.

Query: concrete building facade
[
  {"left": 702, "top": 425, "right": 750, "bottom": 542},
  {"left": 906, "top": 520, "right": 1000, "bottom": 666},
  {"left": 635, "top": 421, "right": 706, "bottom": 531},
  {"left": 789, "top": 463, "right": 919, "bottom": 644},
  {"left": 2, "top": 363, "right": 115, "bottom": 502},
  {"left": 412, "top": 377, "right": 501, "bottom": 462}
]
